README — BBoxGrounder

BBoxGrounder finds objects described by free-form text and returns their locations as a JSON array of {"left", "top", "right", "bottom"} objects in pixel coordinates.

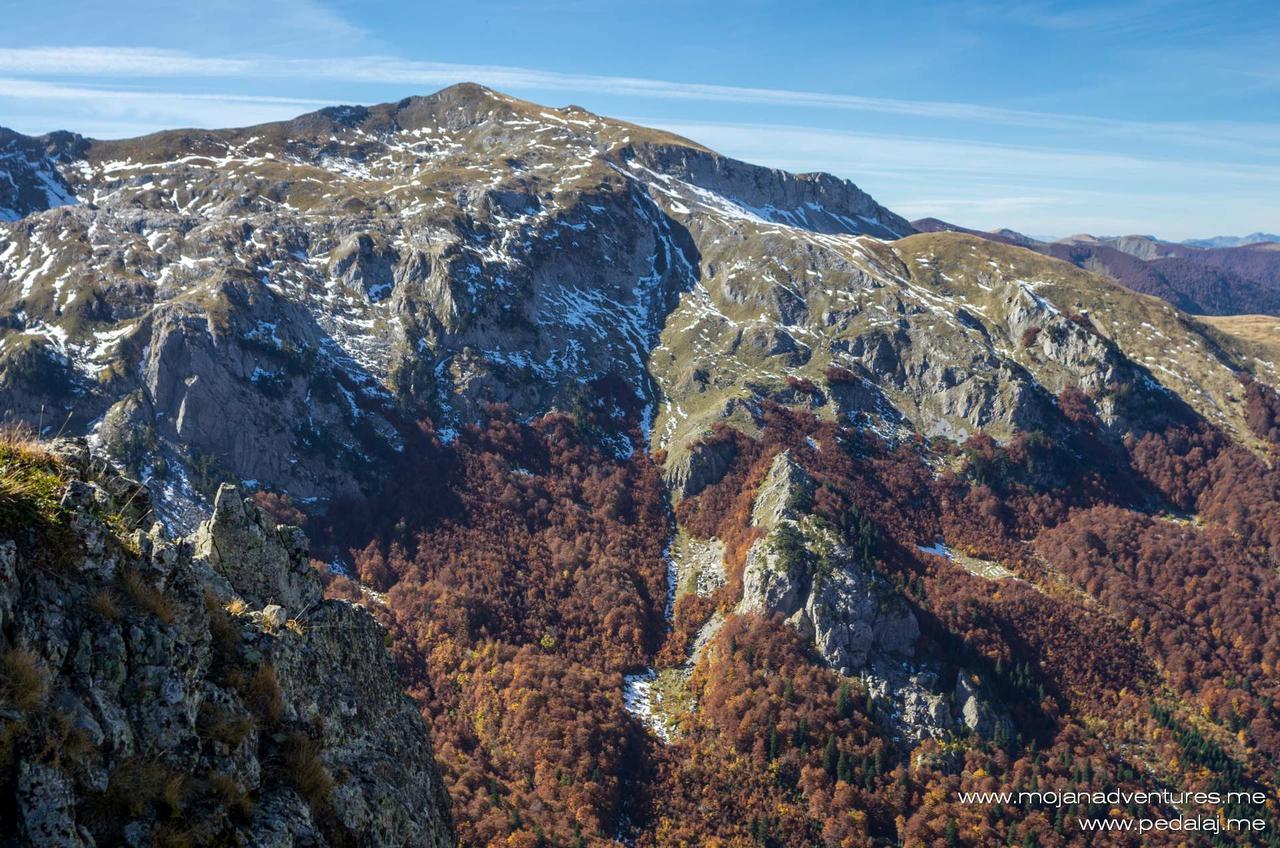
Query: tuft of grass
[
  {"left": 89, "top": 589, "right": 122, "bottom": 621},
  {"left": 121, "top": 569, "right": 177, "bottom": 625},
  {"left": 206, "top": 771, "right": 255, "bottom": 820},
  {"left": 0, "top": 718, "right": 26, "bottom": 777},
  {"left": 197, "top": 703, "right": 254, "bottom": 748},
  {"left": 205, "top": 591, "right": 242, "bottom": 667},
  {"left": 87, "top": 758, "right": 189, "bottom": 825},
  {"left": 0, "top": 427, "right": 75, "bottom": 565},
  {"left": 231, "top": 664, "right": 283, "bottom": 727},
  {"left": 283, "top": 731, "right": 334, "bottom": 809},
  {"left": 224, "top": 597, "right": 249, "bottom": 616},
  {"left": 0, "top": 648, "right": 48, "bottom": 712},
  {"left": 285, "top": 618, "right": 305, "bottom": 636},
  {"left": 0, "top": 425, "right": 52, "bottom": 460}
]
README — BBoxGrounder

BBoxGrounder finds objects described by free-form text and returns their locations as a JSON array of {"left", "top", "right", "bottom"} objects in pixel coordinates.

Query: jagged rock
[
  {"left": 862, "top": 660, "right": 954, "bottom": 744},
  {"left": 750, "top": 451, "right": 812, "bottom": 529},
  {"left": 805, "top": 566, "right": 918, "bottom": 675},
  {"left": 0, "top": 446, "right": 455, "bottom": 847},
  {"left": 330, "top": 232, "right": 400, "bottom": 301},
  {"left": 738, "top": 532, "right": 805, "bottom": 617},
  {"left": 247, "top": 789, "right": 323, "bottom": 848},
  {"left": 739, "top": 517, "right": 919, "bottom": 677},
  {"left": 16, "top": 762, "right": 87, "bottom": 848},
  {"left": 954, "top": 672, "right": 1014, "bottom": 741},
  {"left": 192, "top": 484, "right": 323, "bottom": 613},
  {"left": 0, "top": 539, "right": 16, "bottom": 634},
  {"left": 665, "top": 435, "right": 736, "bottom": 499}
]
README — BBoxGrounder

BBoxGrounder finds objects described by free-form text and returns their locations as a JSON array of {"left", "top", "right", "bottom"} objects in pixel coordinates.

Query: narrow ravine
[{"left": 621, "top": 539, "right": 677, "bottom": 742}]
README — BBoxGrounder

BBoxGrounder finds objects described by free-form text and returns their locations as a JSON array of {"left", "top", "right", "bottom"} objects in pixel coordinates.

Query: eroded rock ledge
[{"left": 0, "top": 437, "right": 454, "bottom": 848}]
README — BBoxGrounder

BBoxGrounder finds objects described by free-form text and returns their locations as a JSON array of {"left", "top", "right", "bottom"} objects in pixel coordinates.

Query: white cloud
[
  {"left": 0, "top": 78, "right": 327, "bottom": 135},
  {"left": 637, "top": 119, "right": 1278, "bottom": 239},
  {"left": 0, "top": 44, "right": 1273, "bottom": 238},
  {"left": 2, "top": 46, "right": 1279, "bottom": 155}
]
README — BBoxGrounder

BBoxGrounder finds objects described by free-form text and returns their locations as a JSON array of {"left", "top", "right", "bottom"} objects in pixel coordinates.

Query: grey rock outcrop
[
  {"left": 738, "top": 526, "right": 919, "bottom": 677},
  {"left": 0, "top": 439, "right": 454, "bottom": 847},
  {"left": 733, "top": 451, "right": 966, "bottom": 743},
  {"left": 862, "top": 660, "right": 954, "bottom": 744},
  {"left": 750, "top": 451, "right": 812, "bottom": 529},
  {"left": 805, "top": 566, "right": 919, "bottom": 675},
  {"left": 192, "top": 483, "right": 323, "bottom": 614},
  {"left": 738, "top": 537, "right": 806, "bottom": 618},
  {"left": 665, "top": 436, "right": 737, "bottom": 499},
  {"left": 738, "top": 458, "right": 918, "bottom": 676},
  {"left": 954, "top": 672, "right": 1014, "bottom": 742}
]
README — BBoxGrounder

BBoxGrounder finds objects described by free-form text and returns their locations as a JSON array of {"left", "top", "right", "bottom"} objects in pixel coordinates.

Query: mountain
[
  {"left": 0, "top": 128, "right": 83, "bottom": 222},
  {"left": 0, "top": 83, "right": 909, "bottom": 529},
  {"left": 5, "top": 85, "right": 1280, "bottom": 847},
  {"left": 1184, "top": 232, "right": 1280, "bottom": 249},
  {"left": 916, "top": 219, "right": 1280, "bottom": 317},
  {"left": 910, "top": 216, "right": 1037, "bottom": 247}
]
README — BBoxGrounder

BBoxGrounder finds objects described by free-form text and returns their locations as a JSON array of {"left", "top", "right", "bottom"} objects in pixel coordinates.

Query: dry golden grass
[
  {"left": 206, "top": 771, "right": 255, "bottom": 819},
  {"left": 205, "top": 591, "right": 242, "bottom": 665},
  {"left": 96, "top": 759, "right": 188, "bottom": 819},
  {"left": 89, "top": 589, "right": 122, "bottom": 621},
  {"left": 0, "top": 648, "right": 48, "bottom": 712},
  {"left": 121, "top": 568, "right": 177, "bottom": 625},
  {"left": 1201, "top": 314, "right": 1280, "bottom": 364},
  {"left": 283, "top": 731, "right": 334, "bottom": 808},
  {"left": 0, "top": 428, "right": 64, "bottom": 530},
  {"left": 197, "top": 702, "right": 254, "bottom": 748},
  {"left": 0, "top": 424, "right": 53, "bottom": 463},
  {"left": 232, "top": 664, "right": 283, "bottom": 726}
]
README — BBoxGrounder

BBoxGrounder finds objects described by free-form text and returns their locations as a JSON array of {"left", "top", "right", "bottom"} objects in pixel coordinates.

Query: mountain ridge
[
  {"left": 914, "top": 216, "right": 1280, "bottom": 317},
  {"left": 5, "top": 84, "right": 1280, "bottom": 847}
]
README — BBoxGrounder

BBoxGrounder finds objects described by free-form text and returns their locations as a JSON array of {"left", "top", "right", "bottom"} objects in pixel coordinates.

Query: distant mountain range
[
  {"left": 1183, "top": 232, "right": 1280, "bottom": 249},
  {"left": 913, "top": 218, "right": 1280, "bottom": 317}
]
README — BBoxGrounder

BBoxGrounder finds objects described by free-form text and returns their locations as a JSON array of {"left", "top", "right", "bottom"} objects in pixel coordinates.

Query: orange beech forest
[{"left": 294, "top": 389, "right": 1280, "bottom": 847}]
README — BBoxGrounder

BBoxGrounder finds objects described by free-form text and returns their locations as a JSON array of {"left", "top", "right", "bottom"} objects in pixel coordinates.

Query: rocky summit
[
  {"left": 0, "top": 85, "right": 1273, "bottom": 530},
  {"left": 4, "top": 84, "right": 1280, "bottom": 848}
]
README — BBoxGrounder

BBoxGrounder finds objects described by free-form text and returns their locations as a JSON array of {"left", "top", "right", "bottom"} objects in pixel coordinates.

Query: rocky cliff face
[
  {"left": 8, "top": 84, "right": 1262, "bottom": 531},
  {"left": 0, "top": 437, "right": 453, "bottom": 847},
  {"left": 733, "top": 451, "right": 1007, "bottom": 744},
  {"left": 0, "top": 129, "right": 82, "bottom": 222}
]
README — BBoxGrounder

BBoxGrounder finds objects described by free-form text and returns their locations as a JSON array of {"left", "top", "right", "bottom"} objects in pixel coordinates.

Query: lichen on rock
[{"left": 0, "top": 437, "right": 454, "bottom": 847}]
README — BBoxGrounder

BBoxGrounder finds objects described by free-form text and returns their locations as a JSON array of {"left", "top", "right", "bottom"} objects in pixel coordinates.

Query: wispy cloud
[
  {"left": 640, "top": 118, "right": 1279, "bottom": 239},
  {"left": 1, "top": 46, "right": 1278, "bottom": 155},
  {"left": 0, "top": 77, "right": 327, "bottom": 134}
]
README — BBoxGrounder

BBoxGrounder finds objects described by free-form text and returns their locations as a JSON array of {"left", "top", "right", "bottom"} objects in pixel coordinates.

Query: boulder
[{"left": 192, "top": 484, "right": 322, "bottom": 612}]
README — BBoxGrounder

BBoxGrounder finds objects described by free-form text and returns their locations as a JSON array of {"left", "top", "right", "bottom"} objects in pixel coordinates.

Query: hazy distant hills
[
  {"left": 913, "top": 219, "right": 1280, "bottom": 317},
  {"left": 1184, "top": 232, "right": 1280, "bottom": 249}
]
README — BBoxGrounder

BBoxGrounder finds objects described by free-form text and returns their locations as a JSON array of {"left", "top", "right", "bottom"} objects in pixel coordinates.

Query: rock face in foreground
[{"left": 0, "top": 438, "right": 454, "bottom": 847}]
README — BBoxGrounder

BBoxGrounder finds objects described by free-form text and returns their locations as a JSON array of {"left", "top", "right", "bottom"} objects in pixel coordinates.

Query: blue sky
[{"left": 1, "top": 0, "right": 1277, "bottom": 240}]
